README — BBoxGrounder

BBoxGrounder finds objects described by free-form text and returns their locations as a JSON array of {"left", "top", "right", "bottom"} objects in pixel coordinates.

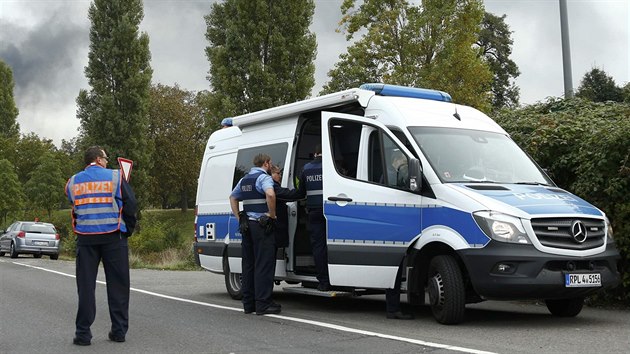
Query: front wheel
[
  {"left": 426, "top": 255, "right": 466, "bottom": 325},
  {"left": 34, "top": 254, "right": 42, "bottom": 258},
  {"left": 223, "top": 255, "right": 242, "bottom": 300},
  {"left": 50, "top": 254, "right": 59, "bottom": 260},
  {"left": 545, "top": 297, "right": 584, "bottom": 317}
]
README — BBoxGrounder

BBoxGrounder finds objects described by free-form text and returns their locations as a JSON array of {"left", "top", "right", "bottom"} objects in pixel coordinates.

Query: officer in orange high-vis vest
[{"left": 65, "top": 146, "right": 137, "bottom": 346}]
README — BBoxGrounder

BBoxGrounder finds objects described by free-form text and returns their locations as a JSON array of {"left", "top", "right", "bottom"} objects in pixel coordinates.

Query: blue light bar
[{"left": 359, "top": 83, "right": 452, "bottom": 102}]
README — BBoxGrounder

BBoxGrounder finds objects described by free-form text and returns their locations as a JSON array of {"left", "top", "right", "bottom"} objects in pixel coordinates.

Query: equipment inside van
[{"left": 194, "top": 83, "right": 621, "bottom": 324}]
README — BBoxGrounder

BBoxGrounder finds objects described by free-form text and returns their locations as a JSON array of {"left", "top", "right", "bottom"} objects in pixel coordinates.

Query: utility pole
[{"left": 559, "top": 0, "right": 574, "bottom": 98}]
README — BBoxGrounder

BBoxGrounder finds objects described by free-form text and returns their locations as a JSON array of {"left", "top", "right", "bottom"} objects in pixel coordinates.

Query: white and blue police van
[{"left": 194, "top": 83, "right": 621, "bottom": 324}]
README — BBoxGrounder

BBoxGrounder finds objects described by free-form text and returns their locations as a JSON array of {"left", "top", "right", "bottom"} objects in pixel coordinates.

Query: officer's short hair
[
  {"left": 85, "top": 146, "right": 105, "bottom": 165},
  {"left": 253, "top": 153, "right": 271, "bottom": 167}
]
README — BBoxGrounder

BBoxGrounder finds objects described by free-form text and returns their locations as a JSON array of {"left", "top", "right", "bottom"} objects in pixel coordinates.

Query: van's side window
[
  {"left": 369, "top": 131, "right": 408, "bottom": 188},
  {"left": 328, "top": 119, "right": 361, "bottom": 178},
  {"left": 232, "top": 143, "right": 289, "bottom": 188}
]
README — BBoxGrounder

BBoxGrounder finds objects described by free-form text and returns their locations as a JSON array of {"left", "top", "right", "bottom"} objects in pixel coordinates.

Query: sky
[{"left": 0, "top": 0, "right": 628, "bottom": 147}]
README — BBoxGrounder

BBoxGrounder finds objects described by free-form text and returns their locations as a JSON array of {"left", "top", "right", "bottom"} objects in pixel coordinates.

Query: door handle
[{"left": 328, "top": 196, "right": 353, "bottom": 202}]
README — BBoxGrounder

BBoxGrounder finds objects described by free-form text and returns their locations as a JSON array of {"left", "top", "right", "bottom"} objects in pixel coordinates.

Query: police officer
[
  {"left": 270, "top": 165, "right": 302, "bottom": 249},
  {"left": 298, "top": 145, "right": 330, "bottom": 291},
  {"left": 65, "top": 146, "right": 137, "bottom": 346},
  {"left": 229, "top": 154, "right": 280, "bottom": 315}
]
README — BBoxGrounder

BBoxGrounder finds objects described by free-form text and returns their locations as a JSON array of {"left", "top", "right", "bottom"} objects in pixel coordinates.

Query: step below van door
[{"left": 320, "top": 112, "right": 422, "bottom": 288}]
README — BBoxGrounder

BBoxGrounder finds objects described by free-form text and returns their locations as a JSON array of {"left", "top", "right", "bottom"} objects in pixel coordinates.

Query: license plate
[
  {"left": 34, "top": 241, "right": 48, "bottom": 246},
  {"left": 565, "top": 273, "right": 601, "bottom": 287}
]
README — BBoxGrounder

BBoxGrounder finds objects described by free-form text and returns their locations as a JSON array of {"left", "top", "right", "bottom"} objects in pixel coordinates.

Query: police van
[{"left": 194, "top": 83, "right": 621, "bottom": 324}]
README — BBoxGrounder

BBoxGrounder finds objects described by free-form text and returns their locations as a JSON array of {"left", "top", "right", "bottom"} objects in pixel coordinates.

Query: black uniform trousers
[
  {"left": 385, "top": 264, "right": 404, "bottom": 313},
  {"left": 307, "top": 209, "right": 330, "bottom": 286},
  {"left": 75, "top": 236, "right": 130, "bottom": 341},
  {"left": 241, "top": 220, "right": 276, "bottom": 312}
]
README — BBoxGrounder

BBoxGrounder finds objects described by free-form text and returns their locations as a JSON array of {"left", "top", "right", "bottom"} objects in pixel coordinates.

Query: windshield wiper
[{"left": 514, "top": 181, "right": 551, "bottom": 186}]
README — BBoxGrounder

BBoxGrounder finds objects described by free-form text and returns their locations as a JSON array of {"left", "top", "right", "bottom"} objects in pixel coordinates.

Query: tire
[
  {"left": 545, "top": 297, "right": 584, "bottom": 317},
  {"left": 9, "top": 243, "right": 19, "bottom": 258},
  {"left": 426, "top": 255, "right": 466, "bottom": 325},
  {"left": 33, "top": 254, "right": 42, "bottom": 258},
  {"left": 223, "top": 255, "right": 243, "bottom": 300},
  {"left": 50, "top": 254, "right": 59, "bottom": 260},
  {"left": 0, "top": 251, "right": 5, "bottom": 257}
]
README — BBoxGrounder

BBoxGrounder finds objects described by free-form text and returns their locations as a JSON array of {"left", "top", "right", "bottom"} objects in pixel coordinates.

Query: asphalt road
[{"left": 0, "top": 256, "right": 628, "bottom": 354}]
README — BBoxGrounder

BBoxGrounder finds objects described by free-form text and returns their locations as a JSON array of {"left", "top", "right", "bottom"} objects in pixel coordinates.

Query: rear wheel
[
  {"left": 545, "top": 297, "right": 584, "bottom": 317},
  {"left": 0, "top": 251, "right": 5, "bottom": 257},
  {"left": 33, "top": 254, "right": 42, "bottom": 258},
  {"left": 50, "top": 254, "right": 59, "bottom": 260},
  {"left": 223, "top": 255, "right": 242, "bottom": 300},
  {"left": 9, "top": 243, "right": 18, "bottom": 258},
  {"left": 426, "top": 255, "right": 465, "bottom": 325}
]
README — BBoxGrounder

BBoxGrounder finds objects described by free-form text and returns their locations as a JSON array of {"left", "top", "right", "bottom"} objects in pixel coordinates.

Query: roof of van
[{"left": 226, "top": 84, "right": 505, "bottom": 135}]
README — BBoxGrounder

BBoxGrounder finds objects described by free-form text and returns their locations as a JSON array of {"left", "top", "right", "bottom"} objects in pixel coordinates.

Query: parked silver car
[{"left": 0, "top": 221, "right": 60, "bottom": 260}]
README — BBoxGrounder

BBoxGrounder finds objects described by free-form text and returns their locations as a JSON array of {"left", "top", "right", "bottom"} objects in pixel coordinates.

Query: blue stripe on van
[
  {"left": 422, "top": 206, "right": 490, "bottom": 246},
  {"left": 196, "top": 214, "right": 236, "bottom": 241},
  {"left": 325, "top": 202, "right": 489, "bottom": 246},
  {"left": 325, "top": 202, "right": 421, "bottom": 243}
]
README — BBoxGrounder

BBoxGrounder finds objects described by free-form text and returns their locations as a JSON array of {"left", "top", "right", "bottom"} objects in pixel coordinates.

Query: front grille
[{"left": 530, "top": 217, "right": 605, "bottom": 250}]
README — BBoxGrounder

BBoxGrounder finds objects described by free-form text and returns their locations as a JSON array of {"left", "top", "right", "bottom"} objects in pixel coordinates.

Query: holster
[
  {"left": 238, "top": 211, "right": 249, "bottom": 235},
  {"left": 258, "top": 215, "right": 276, "bottom": 235}
]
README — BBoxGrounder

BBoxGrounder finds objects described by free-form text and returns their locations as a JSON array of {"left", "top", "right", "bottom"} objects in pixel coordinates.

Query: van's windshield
[{"left": 409, "top": 127, "right": 553, "bottom": 185}]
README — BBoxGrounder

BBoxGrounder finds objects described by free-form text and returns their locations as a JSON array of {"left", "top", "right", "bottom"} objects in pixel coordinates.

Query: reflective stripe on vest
[
  {"left": 67, "top": 167, "right": 127, "bottom": 235},
  {"left": 303, "top": 159, "right": 323, "bottom": 208},
  {"left": 240, "top": 171, "right": 268, "bottom": 213}
]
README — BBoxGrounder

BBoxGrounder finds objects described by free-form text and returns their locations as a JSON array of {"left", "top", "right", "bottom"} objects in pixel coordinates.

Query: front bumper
[{"left": 458, "top": 241, "right": 621, "bottom": 300}]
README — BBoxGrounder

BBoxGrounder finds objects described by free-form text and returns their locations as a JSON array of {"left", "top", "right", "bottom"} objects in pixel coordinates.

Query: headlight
[
  {"left": 605, "top": 217, "right": 614, "bottom": 244},
  {"left": 473, "top": 211, "right": 530, "bottom": 244}
]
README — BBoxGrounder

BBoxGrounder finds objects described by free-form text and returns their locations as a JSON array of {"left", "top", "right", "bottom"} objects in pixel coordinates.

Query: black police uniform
[
  {"left": 299, "top": 156, "right": 330, "bottom": 289},
  {"left": 237, "top": 170, "right": 277, "bottom": 313}
]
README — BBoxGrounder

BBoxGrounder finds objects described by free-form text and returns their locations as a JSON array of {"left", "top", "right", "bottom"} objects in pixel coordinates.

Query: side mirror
[{"left": 408, "top": 158, "right": 422, "bottom": 192}]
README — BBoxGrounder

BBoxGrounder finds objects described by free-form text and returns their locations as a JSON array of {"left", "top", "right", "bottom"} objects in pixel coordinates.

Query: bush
[{"left": 493, "top": 98, "right": 630, "bottom": 303}]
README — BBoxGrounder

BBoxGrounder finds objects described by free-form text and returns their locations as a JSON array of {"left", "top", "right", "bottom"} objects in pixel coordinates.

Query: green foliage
[
  {"left": 24, "top": 152, "right": 66, "bottom": 217},
  {"left": 77, "top": 0, "right": 153, "bottom": 209},
  {"left": 204, "top": 0, "right": 317, "bottom": 118},
  {"left": 477, "top": 12, "right": 520, "bottom": 110},
  {"left": 323, "top": 0, "right": 493, "bottom": 111},
  {"left": 576, "top": 68, "right": 624, "bottom": 103},
  {"left": 0, "top": 59, "right": 20, "bottom": 140},
  {"left": 0, "top": 158, "right": 24, "bottom": 225},
  {"left": 147, "top": 84, "right": 207, "bottom": 210},
  {"left": 12, "top": 133, "right": 57, "bottom": 184},
  {"left": 494, "top": 98, "right": 630, "bottom": 302}
]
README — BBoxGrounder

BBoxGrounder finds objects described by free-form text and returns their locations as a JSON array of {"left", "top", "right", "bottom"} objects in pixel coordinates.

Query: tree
[
  {"left": 13, "top": 133, "right": 57, "bottom": 184},
  {"left": 205, "top": 0, "right": 317, "bottom": 118},
  {"left": 322, "top": 0, "right": 493, "bottom": 111},
  {"left": 0, "top": 60, "right": 20, "bottom": 169},
  {"left": 24, "top": 152, "right": 66, "bottom": 218},
  {"left": 0, "top": 60, "right": 20, "bottom": 140},
  {"left": 477, "top": 12, "right": 520, "bottom": 110},
  {"left": 0, "top": 159, "right": 24, "bottom": 225},
  {"left": 575, "top": 68, "right": 624, "bottom": 102},
  {"left": 76, "top": 0, "right": 153, "bottom": 208},
  {"left": 147, "top": 84, "right": 207, "bottom": 211}
]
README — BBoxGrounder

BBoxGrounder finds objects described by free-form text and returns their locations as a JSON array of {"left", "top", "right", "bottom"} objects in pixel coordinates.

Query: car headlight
[
  {"left": 473, "top": 211, "right": 530, "bottom": 244},
  {"left": 605, "top": 217, "right": 614, "bottom": 244}
]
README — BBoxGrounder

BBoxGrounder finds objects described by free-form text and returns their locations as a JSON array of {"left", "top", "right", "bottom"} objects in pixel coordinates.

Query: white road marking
[{"left": 11, "top": 260, "right": 495, "bottom": 354}]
